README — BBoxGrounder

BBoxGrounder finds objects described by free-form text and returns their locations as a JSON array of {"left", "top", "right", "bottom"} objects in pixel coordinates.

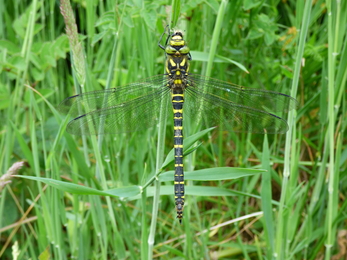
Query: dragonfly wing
[
  {"left": 58, "top": 75, "right": 167, "bottom": 117},
  {"left": 185, "top": 76, "right": 295, "bottom": 133},
  {"left": 188, "top": 74, "right": 298, "bottom": 113},
  {"left": 58, "top": 75, "right": 171, "bottom": 135}
]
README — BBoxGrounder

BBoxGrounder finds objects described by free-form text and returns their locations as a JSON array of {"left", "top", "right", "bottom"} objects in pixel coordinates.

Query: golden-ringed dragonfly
[{"left": 59, "top": 28, "right": 298, "bottom": 223}]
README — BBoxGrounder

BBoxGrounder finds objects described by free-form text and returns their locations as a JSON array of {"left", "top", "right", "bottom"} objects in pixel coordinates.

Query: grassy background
[{"left": 1, "top": 0, "right": 346, "bottom": 259}]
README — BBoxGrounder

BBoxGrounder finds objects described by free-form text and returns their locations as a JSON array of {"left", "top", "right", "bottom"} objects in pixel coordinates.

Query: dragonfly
[{"left": 59, "top": 28, "right": 298, "bottom": 223}]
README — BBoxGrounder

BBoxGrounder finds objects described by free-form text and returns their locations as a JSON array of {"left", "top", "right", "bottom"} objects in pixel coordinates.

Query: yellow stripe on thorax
[{"left": 169, "top": 59, "right": 176, "bottom": 67}]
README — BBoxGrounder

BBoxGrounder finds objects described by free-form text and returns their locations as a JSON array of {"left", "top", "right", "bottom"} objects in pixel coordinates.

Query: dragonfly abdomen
[{"left": 172, "top": 89, "right": 185, "bottom": 223}]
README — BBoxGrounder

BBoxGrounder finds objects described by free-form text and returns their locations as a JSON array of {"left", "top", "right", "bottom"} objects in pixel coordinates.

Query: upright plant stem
[
  {"left": 275, "top": 0, "right": 311, "bottom": 258},
  {"left": 205, "top": 0, "right": 228, "bottom": 78},
  {"left": 324, "top": 0, "right": 339, "bottom": 258}
]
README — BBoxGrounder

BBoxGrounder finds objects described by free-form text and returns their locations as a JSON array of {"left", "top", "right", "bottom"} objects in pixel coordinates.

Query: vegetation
[{"left": 0, "top": 0, "right": 346, "bottom": 259}]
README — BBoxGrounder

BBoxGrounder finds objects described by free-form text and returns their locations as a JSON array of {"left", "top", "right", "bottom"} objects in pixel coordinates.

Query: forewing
[
  {"left": 188, "top": 74, "right": 298, "bottom": 112},
  {"left": 184, "top": 75, "right": 298, "bottom": 134},
  {"left": 58, "top": 75, "right": 171, "bottom": 135}
]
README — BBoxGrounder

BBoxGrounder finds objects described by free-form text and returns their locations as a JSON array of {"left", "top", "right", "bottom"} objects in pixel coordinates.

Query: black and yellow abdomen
[{"left": 172, "top": 89, "right": 185, "bottom": 223}]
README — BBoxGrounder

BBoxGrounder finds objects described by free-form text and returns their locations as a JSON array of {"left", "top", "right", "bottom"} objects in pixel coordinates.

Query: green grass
[{"left": 1, "top": 0, "right": 346, "bottom": 259}]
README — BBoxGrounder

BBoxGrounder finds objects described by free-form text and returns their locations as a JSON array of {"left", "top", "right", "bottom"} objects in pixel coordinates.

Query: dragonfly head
[{"left": 165, "top": 31, "right": 190, "bottom": 57}]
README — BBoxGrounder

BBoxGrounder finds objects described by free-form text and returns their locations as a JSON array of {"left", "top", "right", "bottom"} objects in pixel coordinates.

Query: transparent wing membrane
[
  {"left": 187, "top": 74, "right": 298, "bottom": 112},
  {"left": 183, "top": 74, "right": 298, "bottom": 133},
  {"left": 59, "top": 75, "right": 171, "bottom": 135},
  {"left": 59, "top": 73, "right": 297, "bottom": 135}
]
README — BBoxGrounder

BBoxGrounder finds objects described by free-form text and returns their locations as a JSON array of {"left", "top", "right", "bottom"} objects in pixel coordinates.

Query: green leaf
[
  {"left": 9, "top": 121, "right": 34, "bottom": 168},
  {"left": 29, "top": 52, "right": 43, "bottom": 69},
  {"left": 261, "top": 134, "right": 275, "bottom": 257},
  {"left": 91, "top": 31, "right": 108, "bottom": 46},
  {"left": 24, "top": 89, "right": 55, "bottom": 105},
  {"left": 244, "top": 0, "right": 262, "bottom": 10},
  {"left": 18, "top": 175, "right": 109, "bottom": 195},
  {"left": 161, "top": 127, "right": 215, "bottom": 168},
  {"left": 159, "top": 167, "right": 263, "bottom": 182},
  {"left": 123, "top": 14, "right": 134, "bottom": 28},
  {"left": 204, "top": 0, "right": 220, "bottom": 13},
  {"left": 190, "top": 51, "right": 248, "bottom": 73},
  {"left": 12, "top": 2, "right": 42, "bottom": 38},
  {"left": 280, "top": 65, "right": 294, "bottom": 79},
  {"left": 104, "top": 186, "right": 142, "bottom": 198},
  {"left": 255, "top": 14, "right": 278, "bottom": 45},
  {"left": 190, "top": 51, "right": 225, "bottom": 62},
  {"left": 0, "top": 40, "right": 21, "bottom": 54},
  {"left": 0, "top": 87, "right": 10, "bottom": 110},
  {"left": 41, "top": 42, "right": 57, "bottom": 68},
  {"left": 52, "top": 35, "right": 69, "bottom": 59},
  {"left": 38, "top": 247, "right": 50, "bottom": 260},
  {"left": 16, "top": 175, "right": 141, "bottom": 198},
  {"left": 186, "top": 186, "right": 252, "bottom": 197},
  {"left": 183, "top": 142, "right": 202, "bottom": 157},
  {"left": 95, "top": 11, "right": 115, "bottom": 27},
  {"left": 247, "top": 28, "right": 264, "bottom": 40},
  {"left": 130, "top": 185, "right": 266, "bottom": 201},
  {"left": 9, "top": 55, "right": 26, "bottom": 71},
  {"left": 141, "top": 9, "right": 156, "bottom": 31},
  {"left": 215, "top": 54, "right": 249, "bottom": 73},
  {"left": 171, "top": 0, "right": 181, "bottom": 27},
  {"left": 31, "top": 67, "right": 45, "bottom": 81}
]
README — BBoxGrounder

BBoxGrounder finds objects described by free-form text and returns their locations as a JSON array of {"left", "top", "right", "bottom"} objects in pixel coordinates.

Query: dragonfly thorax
[{"left": 165, "top": 35, "right": 190, "bottom": 78}]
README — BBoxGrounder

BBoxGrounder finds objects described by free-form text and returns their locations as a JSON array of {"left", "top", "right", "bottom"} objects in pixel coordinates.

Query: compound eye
[
  {"left": 179, "top": 46, "right": 190, "bottom": 54},
  {"left": 165, "top": 46, "right": 177, "bottom": 54}
]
